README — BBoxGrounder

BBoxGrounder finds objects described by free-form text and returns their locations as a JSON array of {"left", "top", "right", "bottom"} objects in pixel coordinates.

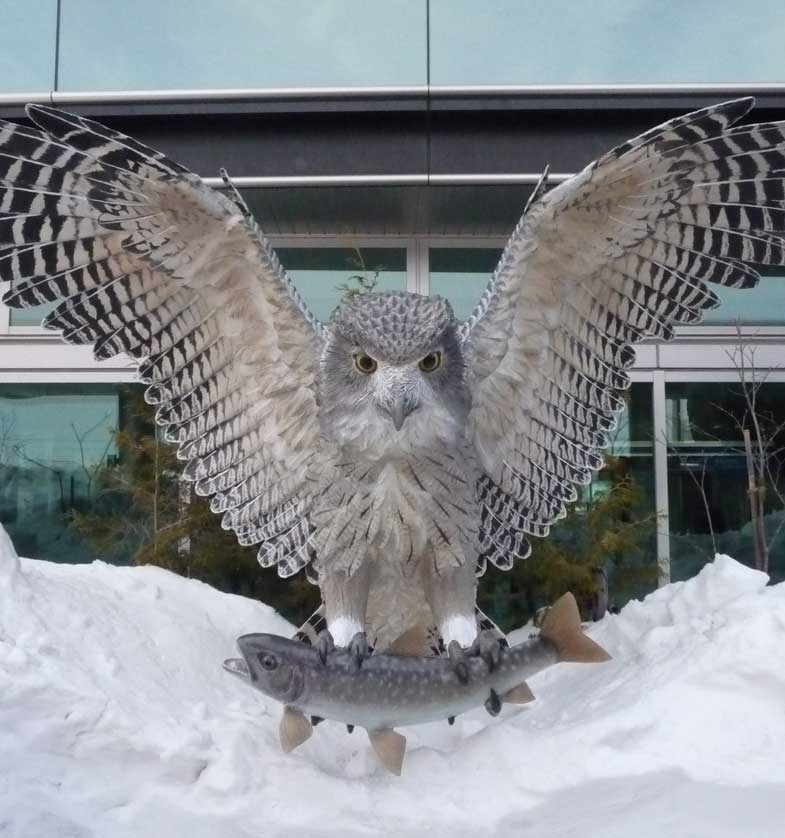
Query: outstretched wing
[
  {"left": 463, "top": 98, "right": 785, "bottom": 569},
  {"left": 0, "top": 105, "right": 325, "bottom": 577}
]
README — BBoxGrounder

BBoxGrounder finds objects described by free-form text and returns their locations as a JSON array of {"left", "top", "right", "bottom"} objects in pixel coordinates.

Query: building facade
[{"left": 2, "top": 1, "right": 785, "bottom": 608}]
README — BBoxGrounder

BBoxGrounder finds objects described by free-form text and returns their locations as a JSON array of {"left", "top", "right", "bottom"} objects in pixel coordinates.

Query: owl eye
[
  {"left": 354, "top": 353, "right": 378, "bottom": 374},
  {"left": 418, "top": 351, "right": 442, "bottom": 373}
]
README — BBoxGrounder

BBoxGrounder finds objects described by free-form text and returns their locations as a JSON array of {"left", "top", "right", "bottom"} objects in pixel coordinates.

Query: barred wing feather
[
  {"left": 463, "top": 98, "right": 784, "bottom": 568},
  {"left": 0, "top": 105, "right": 324, "bottom": 578}
]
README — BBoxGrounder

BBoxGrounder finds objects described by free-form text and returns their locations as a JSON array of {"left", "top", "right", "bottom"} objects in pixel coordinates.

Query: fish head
[{"left": 236, "top": 633, "right": 306, "bottom": 704}]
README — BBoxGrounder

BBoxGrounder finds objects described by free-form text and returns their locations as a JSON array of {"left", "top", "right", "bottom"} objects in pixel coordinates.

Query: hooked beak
[{"left": 385, "top": 397, "right": 416, "bottom": 431}]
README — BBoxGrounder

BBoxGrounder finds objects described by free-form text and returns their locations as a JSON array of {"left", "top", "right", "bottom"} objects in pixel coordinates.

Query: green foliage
[
  {"left": 335, "top": 247, "right": 381, "bottom": 300},
  {"left": 71, "top": 390, "right": 319, "bottom": 626},
  {"left": 478, "top": 456, "right": 657, "bottom": 630}
]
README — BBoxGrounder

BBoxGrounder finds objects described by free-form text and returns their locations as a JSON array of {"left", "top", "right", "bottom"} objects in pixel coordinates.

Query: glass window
[
  {"left": 0, "top": 383, "right": 137, "bottom": 564},
  {"left": 9, "top": 301, "right": 56, "bottom": 327},
  {"left": 429, "top": 249, "right": 785, "bottom": 328},
  {"left": 8, "top": 246, "right": 408, "bottom": 328},
  {"left": 577, "top": 383, "right": 657, "bottom": 608},
  {"left": 477, "top": 383, "right": 656, "bottom": 629},
  {"left": 430, "top": 0, "right": 785, "bottom": 85},
  {"left": 667, "top": 381, "right": 785, "bottom": 584},
  {"left": 429, "top": 247, "right": 501, "bottom": 321},
  {"left": 277, "top": 246, "right": 407, "bottom": 322},
  {"left": 58, "top": 0, "right": 426, "bottom": 91},
  {"left": 0, "top": 1, "right": 57, "bottom": 92},
  {"left": 702, "top": 272, "right": 785, "bottom": 326}
]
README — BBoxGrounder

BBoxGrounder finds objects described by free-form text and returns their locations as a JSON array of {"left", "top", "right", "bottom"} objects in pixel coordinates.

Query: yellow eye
[
  {"left": 354, "top": 353, "right": 378, "bottom": 374},
  {"left": 419, "top": 352, "right": 442, "bottom": 372}
]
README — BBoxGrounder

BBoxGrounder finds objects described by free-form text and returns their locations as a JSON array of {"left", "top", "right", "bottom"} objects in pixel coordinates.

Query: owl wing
[
  {"left": 0, "top": 105, "right": 325, "bottom": 578},
  {"left": 462, "top": 98, "right": 785, "bottom": 570}
]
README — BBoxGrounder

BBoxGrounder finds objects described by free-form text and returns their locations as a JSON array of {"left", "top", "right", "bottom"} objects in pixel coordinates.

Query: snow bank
[{"left": 1, "top": 529, "right": 785, "bottom": 838}]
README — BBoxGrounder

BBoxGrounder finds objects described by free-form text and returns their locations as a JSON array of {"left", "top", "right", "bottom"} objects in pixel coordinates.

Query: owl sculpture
[{"left": 1, "top": 100, "right": 782, "bottom": 663}]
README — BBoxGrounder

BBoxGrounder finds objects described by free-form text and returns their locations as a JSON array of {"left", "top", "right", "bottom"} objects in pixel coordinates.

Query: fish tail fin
[{"left": 540, "top": 593, "right": 611, "bottom": 663}]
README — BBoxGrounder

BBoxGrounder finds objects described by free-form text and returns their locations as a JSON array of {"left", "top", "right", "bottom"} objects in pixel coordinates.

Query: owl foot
[
  {"left": 316, "top": 629, "right": 369, "bottom": 669},
  {"left": 469, "top": 630, "right": 505, "bottom": 671},
  {"left": 347, "top": 631, "right": 370, "bottom": 670},
  {"left": 316, "top": 629, "right": 336, "bottom": 664},
  {"left": 447, "top": 640, "right": 470, "bottom": 684},
  {"left": 447, "top": 630, "right": 505, "bottom": 684}
]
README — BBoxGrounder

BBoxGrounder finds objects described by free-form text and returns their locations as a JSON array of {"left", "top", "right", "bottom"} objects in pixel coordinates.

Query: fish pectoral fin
[
  {"left": 279, "top": 707, "right": 313, "bottom": 753},
  {"left": 504, "top": 682, "right": 536, "bottom": 704},
  {"left": 367, "top": 728, "right": 407, "bottom": 776},
  {"left": 223, "top": 658, "right": 250, "bottom": 679},
  {"left": 387, "top": 624, "right": 430, "bottom": 656},
  {"left": 540, "top": 593, "right": 612, "bottom": 664}
]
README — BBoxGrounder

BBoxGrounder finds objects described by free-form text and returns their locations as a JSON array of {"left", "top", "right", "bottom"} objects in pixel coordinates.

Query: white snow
[{"left": 2, "top": 525, "right": 785, "bottom": 838}]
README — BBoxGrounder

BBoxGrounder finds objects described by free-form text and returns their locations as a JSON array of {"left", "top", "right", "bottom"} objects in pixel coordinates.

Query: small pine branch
[{"left": 336, "top": 248, "right": 382, "bottom": 300}]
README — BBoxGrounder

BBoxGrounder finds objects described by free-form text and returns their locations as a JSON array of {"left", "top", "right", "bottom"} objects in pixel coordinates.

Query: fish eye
[
  {"left": 418, "top": 351, "right": 442, "bottom": 373},
  {"left": 354, "top": 353, "right": 378, "bottom": 374},
  {"left": 258, "top": 653, "right": 278, "bottom": 671}
]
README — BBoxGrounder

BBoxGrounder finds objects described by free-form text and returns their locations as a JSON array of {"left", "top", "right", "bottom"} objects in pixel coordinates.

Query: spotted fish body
[
  {"left": 235, "top": 629, "right": 560, "bottom": 729},
  {"left": 225, "top": 593, "right": 610, "bottom": 774}
]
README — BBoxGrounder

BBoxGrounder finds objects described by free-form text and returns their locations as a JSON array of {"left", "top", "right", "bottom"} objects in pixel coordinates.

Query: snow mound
[{"left": 2, "top": 532, "right": 785, "bottom": 838}]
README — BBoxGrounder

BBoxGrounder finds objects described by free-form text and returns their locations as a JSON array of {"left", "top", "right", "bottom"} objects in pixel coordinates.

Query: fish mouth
[{"left": 223, "top": 657, "right": 250, "bottom": 679}]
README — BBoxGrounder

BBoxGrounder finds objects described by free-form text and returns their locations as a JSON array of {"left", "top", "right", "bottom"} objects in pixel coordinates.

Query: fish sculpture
[{"left": 224, "top": 593, "right": 610, "bottom": 774}]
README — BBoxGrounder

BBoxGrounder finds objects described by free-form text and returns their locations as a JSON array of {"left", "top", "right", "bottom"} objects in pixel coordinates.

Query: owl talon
[
  {"left": 316, "top": 630, "right": 336, "bottom": 665},
  {"left": 447, "top": 640, "right": 470, "bottom": 685},
  {"left": 469, "top": 630, "right": 504, "bottom": 671},
  {"left": 347, "top": 631, "right": 369, "bottom": 670}
]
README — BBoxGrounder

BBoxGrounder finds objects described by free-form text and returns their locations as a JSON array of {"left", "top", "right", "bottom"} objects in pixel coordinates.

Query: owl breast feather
[{"left": 309, "top": 443, "right": 480, "bottom": 577}]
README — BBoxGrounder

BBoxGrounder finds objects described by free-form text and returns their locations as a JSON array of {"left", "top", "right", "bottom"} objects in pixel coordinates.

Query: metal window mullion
[
  {"left": 0, "top": 369, "right": 138, "bottom": 383},
  {"left": 404, "top": 239, "right": 417, "bottom": 295},
  {"left": 652, "top": 369, "right": 670, "bottom": 586},
  {"left": 204, "top": 173, "right": 573, "bottom": 188},
  {"left": 663, "top": 368, "right": 785, "bottom": 383},
  {"left": 413, "top": 240, "right": 428, "bottom": 295}
]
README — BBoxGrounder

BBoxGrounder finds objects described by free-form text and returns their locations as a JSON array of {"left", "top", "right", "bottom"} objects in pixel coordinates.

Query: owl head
[{"left": 319, "top": 291, "right": 469, "bottom": 440}]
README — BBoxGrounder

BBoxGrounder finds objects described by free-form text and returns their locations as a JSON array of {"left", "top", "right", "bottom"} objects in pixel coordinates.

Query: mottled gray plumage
[
  {"left": 2, "top": 99, "right": 784, "bottom": 653},
  {"left": 331, "top": 291, "right": 455, "bottom": 364}
]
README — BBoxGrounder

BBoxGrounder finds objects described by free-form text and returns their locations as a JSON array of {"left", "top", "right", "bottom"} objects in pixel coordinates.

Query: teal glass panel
[
  {"left": 703, "top": 273, "right": 785, "bottom": 325},
  {"left": 0, "top": 1, "right": 57, "bottom": 92},
  {"left": 9, "top": 247, "right": 408, "bottom": 326},
  {"left": 429, "top": 249, "right": 785, "bottom": 327},
  {"left": 430, "top": 0, "right": 785, "bottom": 85},
  {"left": 667, "top": 382, "right": 785, "bottom": 585},
  {"left": 576, "top": 383, "right": 657, "bottom": 608},
  {"left": 9, "top": 301, "right": 56, "bottom": 327},
  {"left": 278, "top": 247, "right": 407, "bottom": 323},
  {"left": 58, "top": 0, "right": 426, "bottom": 91},
  {"left": 0, "top": 383, "right": 137, "bottom": 564},
  {"left": 428, "top": 248, "right": 501, "bottom": 321}
]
